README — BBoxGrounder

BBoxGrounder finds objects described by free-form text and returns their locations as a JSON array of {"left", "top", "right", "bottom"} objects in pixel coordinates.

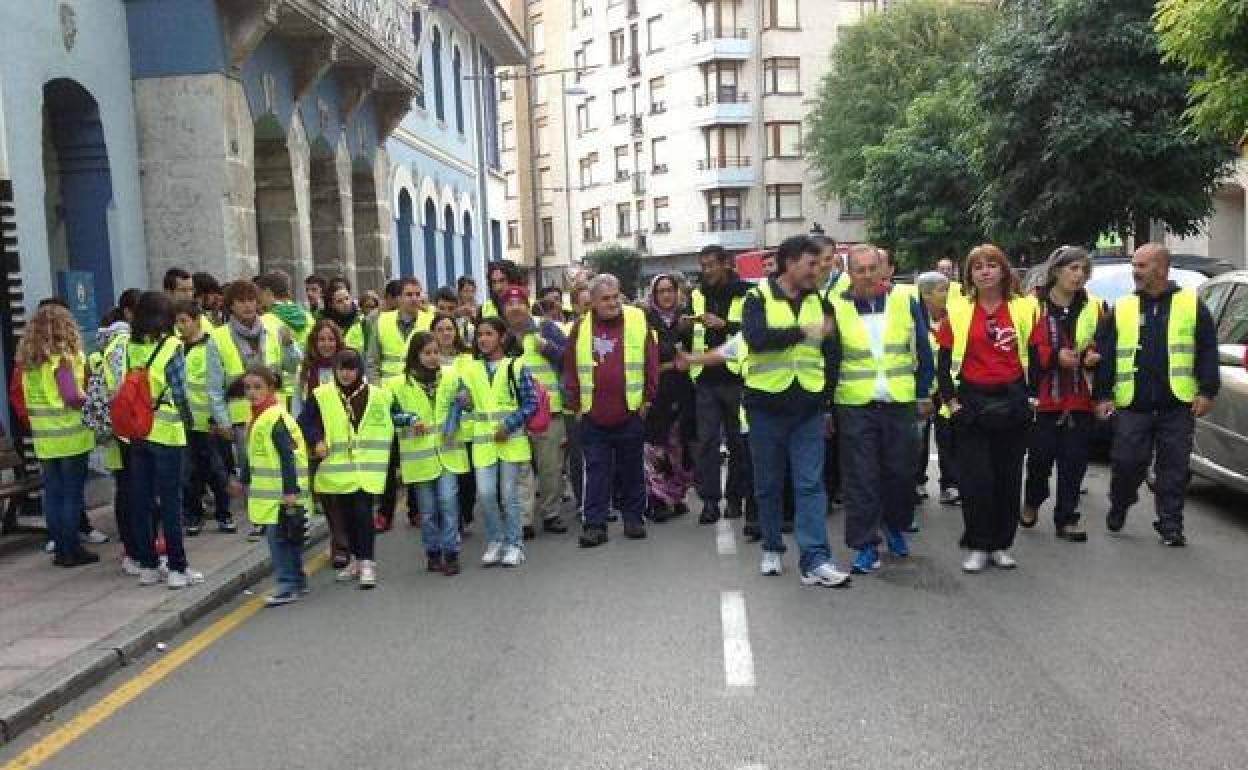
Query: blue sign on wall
[{"left": 58, "top": 271, "right": 99, "bottom": 353}]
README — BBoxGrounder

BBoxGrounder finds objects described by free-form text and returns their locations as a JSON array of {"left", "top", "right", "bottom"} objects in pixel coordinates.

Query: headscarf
[{"left": 647, "top": 273, "right": 682, "bottom": 326}]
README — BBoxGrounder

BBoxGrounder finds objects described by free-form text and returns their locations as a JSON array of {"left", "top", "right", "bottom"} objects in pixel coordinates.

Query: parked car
[
  {"left": 1191, "top": 271, "right": 1248, "bottom": 494},
  {"left": 1022, "top": 259, "right": 1208, "bottom": 301}
]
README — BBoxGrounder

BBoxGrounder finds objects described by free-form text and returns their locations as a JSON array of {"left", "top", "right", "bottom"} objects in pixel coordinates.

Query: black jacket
[
  {"left": 740, "top": 276, "right": 835, "bottom": 417},
  {"left": 694, "top": 274, "right": 751, "bottom": 386}
]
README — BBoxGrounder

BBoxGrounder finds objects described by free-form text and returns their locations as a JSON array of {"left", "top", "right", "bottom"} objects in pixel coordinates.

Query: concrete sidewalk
[{"left": 0, "top": 493, "right": 323, "bottom": 743}]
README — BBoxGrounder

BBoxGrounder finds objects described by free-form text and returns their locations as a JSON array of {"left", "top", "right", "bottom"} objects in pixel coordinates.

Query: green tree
[
  {"left": 586, "top": 245, "right": 642, "bottom": 299},
  {"left": 806, "top": 0, "right": 997, "bottom": 202},
  {"left": 974, "top": 0, "right": 1235, "bottom": 254},
  {"left": 1155, "top": 0, "right": 1248, "bottom": 142},
  {"left": 858, "top": 78, "right": 986, "bottom": 271}
]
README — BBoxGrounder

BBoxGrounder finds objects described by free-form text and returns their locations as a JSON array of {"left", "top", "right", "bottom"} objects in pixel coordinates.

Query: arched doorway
[
  {"left": 442, "top": 203, "right": 455, "bottom": 289},
  {"left": 254, "top": 116, "right": 298, "bottom": 279},
  {"left": 309, "top": 144, "right": 345, "bottom": 281},
  {"left": 396, "top": 189, "right": 415, "bottom": 278},
  {"left": 461, "top": 210, "right": 473, "bottom": 280},
  {"left": 353, "top": 166, "right": 384, "bottom": 293},
  {"left": 422, "top": 198, "right": 438, "bottom": 293},
  {"left": 42, "top": 79, "right": 116, "bottom": 305}
]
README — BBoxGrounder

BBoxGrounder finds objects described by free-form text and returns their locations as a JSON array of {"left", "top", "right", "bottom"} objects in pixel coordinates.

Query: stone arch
[
  {"left": 352, "top": 151, "right": 386, "bottom": 293},
  {"left": 417, "top": 175, "right": 439, "bottom": 226},
  {"left": 308, "top": 134, "right": 354, "bottom": 285},
  {"left": 254, "top": 102, "right": 299, "bottom": 281}
]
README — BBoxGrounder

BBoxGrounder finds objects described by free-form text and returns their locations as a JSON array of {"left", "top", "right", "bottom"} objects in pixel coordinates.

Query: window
[
  {"left": 501, "top": 121, "right": 515, "bottom": 151},
  {"left": 767, "top": 184, "right": 803, "bottom": 220},
  {"left": 763, "top": 57, "right": 800, "bottom": 94},
  {"left": 1215, "top": 286, "right": 1248, "bottom": 344},
  {"left": 579, "top": 152, "right": 599, "bottom": 187},
  {"left": 452, "top": 47, "right": 465, "bottom": 133},
  {"left": 610, "top": 30, "right": 626, "bottom": 64},
  {"left": 431, "top": 28, "right": 445, "bottom": 121},
  {"left": 707, "top": 190, "right": 742, "bottom": 230},
  {"left": 646, "top": 15, "right": 663, "bottom": 52},
  {"left": 649, "top": 76, "right": 665, "bottom": 113},
  {"left": 612, "top": 87, "right": 628, "bottom": 122},
  {"left": 412, "top": 12, "right": 425, "bottom": 108},
  {"left": 541, "top": 217, "right": 555, "bottom": 255},
  {"left": 506, "top": 220, "right": 520, "bottom": 249},
  {"left": 504, "top": 171, "right": 518, "bottom": 199},
  {"left": 703, "top": 61, "right": 739, "bottom": 102},
  {"left": 533, "top": 71, "right": 548, "bottom": 105},
  {"left": 617, "top": 203, "right": 632, "bottom": 236},
  {"left": 538, "top": 167, "right": 552, "bottom": 204},
  {"left": 839, "top": 198, "right": 865, "bottom": 220},
  {"left": 582, "top": 209, "right": 602, "bottom": 242},
  {"left": 576, "top": 100, "right": 594, "bottom": 134},
  {"left": 536, "top": 119, "right": 550, "bottom": 157},
  {"left": 650, "top": 136, "right": 667, "bottom": 173},
  {"left": 531, "top": 20, "right": 545, "bottom": 53},
  {"left": 614, "top": 145, "right": 629, "bottom": 179},
  {"left": 574, "top": 48, "right": 587, "bottom": 81},
  {"left": 765, "top": 122, "right": 802, "bottom": 158},
  {"left": 764, "top": 0, "right": 799, "bottom": 29},
  {"left": 636, "top": 199, "right": 646, "bottom": 231},
  {"left": 653, "top": 197, "right": 670, "bottom": 232}
]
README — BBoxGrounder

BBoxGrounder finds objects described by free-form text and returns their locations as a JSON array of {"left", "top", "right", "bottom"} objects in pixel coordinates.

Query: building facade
[{"left": 1166, "top": 157, "right": 1248, "bottom": 268}]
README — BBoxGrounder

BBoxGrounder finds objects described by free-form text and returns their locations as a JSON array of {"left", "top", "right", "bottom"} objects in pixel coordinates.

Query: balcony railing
[
  {"left": 699, "top": 219, "right": 752, "bottom": 233},
  {"left": 695, "top": 91, "right": 749, "bottom": 107},
  {"left": 697, "top": 156, "right": 752, "bottom": 170},
  {"left": 692, "top": 28, "right": 748, "bottom": 44}
]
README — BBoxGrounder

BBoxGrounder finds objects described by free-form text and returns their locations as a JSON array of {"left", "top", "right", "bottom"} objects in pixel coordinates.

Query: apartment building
[{"left": 501, "top": 0, "right": 876, "bottom": 285}]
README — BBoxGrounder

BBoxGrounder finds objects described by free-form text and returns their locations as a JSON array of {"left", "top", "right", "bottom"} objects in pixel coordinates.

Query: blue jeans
[
  {"left": 266, "top": 523, "right": 306, "bottom": 594},
  {"left": 747, "top": 408, "right": 833, "bottom": 573},
  {"left": 475, "top": 461, "right": 523, "bottom": 547},
  {"left": 128, "top": 440, "right": 188, "bottom": 572},
  {"left": 414, "top": 472, "right": 460, "bottom": 556},
  {"left": 581, "top": 415, "right": 646, "bottom": 528},
  {"left": 41, "top": 453, "right": 89, "bottom": 559}
]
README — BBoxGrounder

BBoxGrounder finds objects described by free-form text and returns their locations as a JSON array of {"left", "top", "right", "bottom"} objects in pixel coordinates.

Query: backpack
[
  {"left": 111, "top": 336, "right": 172, "bottom": 442},
  {"left": 508, "top": 359, "right": 552, "bottom": 435},
  {"left": 82, "top": 364, "right": 114, "bottom": 440}
]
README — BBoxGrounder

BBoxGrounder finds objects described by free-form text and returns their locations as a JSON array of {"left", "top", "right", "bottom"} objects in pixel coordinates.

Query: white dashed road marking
[
  {"left": 720, "top": 590, "right": 756, "bottom": 689},
  {"left": 716, "top": 517, "right": 737, "bottom": 556}
]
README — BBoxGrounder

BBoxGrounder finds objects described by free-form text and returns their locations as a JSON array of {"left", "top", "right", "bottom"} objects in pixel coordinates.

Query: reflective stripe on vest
[
  {"left": 1112, "top": 289, "right": 1199, "bottom": 408},
  {"left": 743, "top": 281, "right": 826, "bottom": 394},
  {"left": 520, "top": 331, "right": 565, "bottom": 413},
  {"left": 461, "top": 357, "right": 531, "bottom": 467},
  {"left": 376, "top": 310, "right": 434, "bottom": 378},
  {"left": 831, "top": 290, "right": 917, "bottom": 405},
  {"left": 211, "top": 318, "right": 284, "bottom": 425},
  {"left": 311, "top": 383, "right": 394, "bottom": 495},
  {"left": 948, "top": 295, "right": 1037, "bottom": 380},
  {"left": 573, "top": 305, "right": 648, "bottom": 414},
  {"left": 384, "top": 368, "right": 470, "bottom": 481},
  {"left": 127, "top": 338, "right": 187, "bottom": 447},
  {"left": 246, "top": 404, "right": 310, "bottom": 525},
  {"left": 690, "top": 290, "right": 744, "bottom": 379},
  {"left": 183, "top": 340, "right": 212, "bottom": 432}
]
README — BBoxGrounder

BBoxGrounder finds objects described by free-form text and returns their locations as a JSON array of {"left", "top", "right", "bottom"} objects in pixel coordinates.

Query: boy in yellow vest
[{"left": 174, "top": 301, "right": 235, "bottom": 535}]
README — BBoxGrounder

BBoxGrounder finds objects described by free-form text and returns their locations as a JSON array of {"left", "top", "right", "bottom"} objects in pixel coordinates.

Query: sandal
[{"left": 1019, "top": 505, "right": 1039, "bottom": 528}]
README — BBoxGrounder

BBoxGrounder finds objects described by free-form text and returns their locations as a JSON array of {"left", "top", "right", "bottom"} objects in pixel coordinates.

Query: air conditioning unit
[
  {"left": 615, "top": 169, "right": 631, "bottom": 182},
  {"left": 632, "top": 171, "right": 646, "bottom": 195},
  {"left": 627, "top": 54, "right": 641, "bottom": 77},
  {"left": 500, "top": 89, "right": 511, "bottom": 101},
  {"left": 652, "top": 163, "right": 668, "bottom": 174},
  {"left": 630, "top": 114, "right": 643, "bottom": 136},
  {"left": 635, "top": 233, "right": 648, "bottom": 252},
  {"left": 650, "top": 101, "right": 666, "bottom": 115},
  {"left": 654, "top": 222, "right": 671, "bottom": 234},
  {"left": 582, "top": 5, "right": 592, "bottom": 16}
]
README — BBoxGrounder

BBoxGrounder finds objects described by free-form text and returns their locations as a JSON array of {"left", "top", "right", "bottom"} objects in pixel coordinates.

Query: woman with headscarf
[{"left": 642, "top": 273, "right": 696, "bottom": 522}]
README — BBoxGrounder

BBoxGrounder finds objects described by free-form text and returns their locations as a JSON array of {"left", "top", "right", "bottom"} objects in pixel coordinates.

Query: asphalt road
[{"left": 5, "top": 461, "right": 1248, "bottom": 770}]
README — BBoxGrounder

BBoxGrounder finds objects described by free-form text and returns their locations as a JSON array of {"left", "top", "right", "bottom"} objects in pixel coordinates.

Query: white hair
[
  {"left": 588, "top": 273, "right": 620, "bottom": 297},
  {"left": 916, "top": 271, "right": 950, "bottom": 297}
]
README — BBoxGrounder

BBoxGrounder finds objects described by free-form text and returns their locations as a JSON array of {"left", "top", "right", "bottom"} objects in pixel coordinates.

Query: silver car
[{"left": 1193, "top": 271, "right": 1248, "bottom": 493}]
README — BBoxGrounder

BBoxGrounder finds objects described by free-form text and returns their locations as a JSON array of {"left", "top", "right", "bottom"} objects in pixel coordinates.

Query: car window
[
  {"left": 1215, "top": 285, "right": 1248, "bottom": 345},
  {"left": 1200, "top": 282, "right": 1236, "bottom": 323}
]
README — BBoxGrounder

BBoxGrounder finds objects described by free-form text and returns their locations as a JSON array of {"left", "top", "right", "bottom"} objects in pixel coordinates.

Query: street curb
[{"left": 0, "top": 523, "right": 328, "bottom": 745}]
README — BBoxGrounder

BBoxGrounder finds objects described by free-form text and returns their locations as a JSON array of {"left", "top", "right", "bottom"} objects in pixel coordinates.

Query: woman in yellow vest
[
  {"left": 387, "top": 332, "right": 471, "bottom": 575},
  {"left": 293, "top": 319, "right": 348, "bottom": 567},
  {"left": 17, "top": 303, "right": 98, "bottom": 567},
  {"left": 934, "top": 245, "right": 1038, "bottom": 574},
  {"left": 461, "top": 318, "right": 538, "bottom": 568},
  {"left": 431, "top": 313, "right": 477, "bottom": 532},
  {"left": 125, "top": 292, "right": 202, "bottom": 589},
  {"left": 297, "top": 349, "right": 394, "bottom": 588},
  {"left": 229, "top": 364, "right": 312, "bottom": 606}
]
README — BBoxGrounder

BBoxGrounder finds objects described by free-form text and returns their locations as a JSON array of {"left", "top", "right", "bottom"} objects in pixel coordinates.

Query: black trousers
[
  {"left": 184, "top": 431, "right": 231, "bottom": 524},
  {"left": 838, "top": 404, "right": 918, "bottom": 549},
  {"left": 327, "top": 491, "right": 375, "bottom": 561},
  {"left": 377, "top": 437, "right": 402, "bottom": 520},
  {"left": 1025, "top": 411, "right": 1092, "bottom": 527},
  {"left": 693, "top": 381, "right": 747, "bottom": 505},
  {"left": 1110, "top": 408, "right": 1194, "bottom": 535},
  {"left": 955, "top": 419, "right": 1027, "bottom": 552}
]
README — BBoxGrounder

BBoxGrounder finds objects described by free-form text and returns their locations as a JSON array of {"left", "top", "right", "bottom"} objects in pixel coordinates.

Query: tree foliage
[
  {"left": 973, "top": 0, "right": 1235, "bottom": 254},
  {"left": 586, "top": 245, "right": 642, "bottom": 299},
  {"left": 1155, "top": 0, "right": 1248, "bottom": 142},
  {"left": 806, "top": 0, "right": 997, "bottom": 201}
]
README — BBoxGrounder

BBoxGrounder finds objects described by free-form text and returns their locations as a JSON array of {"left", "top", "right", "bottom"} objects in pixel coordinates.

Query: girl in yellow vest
[
  {"left": 126, "top": 292, "right": 202, "bottom": 589},
  {"left": 431, "top": 312, "right": 478, "bottom": 532},
  {"left": 461, "top": 318, "right": 538, "bottom": 568},
  {"left": 229, "top": 364, "right": 312, "bottom": 606},
  {"left": 387, "top": 332, "right": 471, "bottom": 575},
  {"left": 293, "top": 319, "right": 349, "bottom": 568},
  {"left": 297, "top": 349, "right": 394, "bottom": 588},
  {"left": 17, "top": 303, "right": 99, "bottom": 568}
]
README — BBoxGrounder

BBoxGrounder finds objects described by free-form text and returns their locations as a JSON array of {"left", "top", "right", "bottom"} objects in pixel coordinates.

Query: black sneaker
[
  {"left": 648, "top": 505, "right": 672, "bottom": 523},
  {"left": 53, "top": 550, "right": 100, "bottom": 567},
  {"left": 184, "top": 520, "right": 202, "bottom": 537},
  {"left": 698, "top": 500, "right": 720, "bottom": 525},
  {"left": 522, "top": 526, "right": 536, "bottom": 541},
  {"left": 742, "top": 524, "right": 761, "bottom": 543},
  {"left": 1106, "top": 508, "right": 1127, "bottom": 533},
  {"left": 723, "top": 500, "right": 743, "bottom": 520},
  {"left": 247, "top": 525, "right": 266, "bottom": 542},
  {"left": 606, "top": 510, "right": 620, "bottom": 523},
  {"left": 672, "top": 501, "right": 690, "bottom": 517},
  {"left": 781, "top": 520, "right": 794, "bottom": 534},
  {"left": 543, "top": 517, "right": 568, "bottom": 534},
  {"left": 1160, "top": 531, "right": 1187, "bottom": 547},
  {"left": 217, "top": 517, "right": 238, "bottom": 534},
  {"left": 623, "top": 521, "right": 647, "bottom": 540},
  {"left": 578, "top": 526, "right": 608, "bottom": 548}
]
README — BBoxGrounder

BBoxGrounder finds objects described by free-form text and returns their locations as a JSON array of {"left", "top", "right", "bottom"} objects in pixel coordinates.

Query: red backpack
[
  {"left": 111, "top": 337, "right": 172, "bottom": 441},
  {"left": 508, "top": 359, "right": 553, "bottom": 435}
]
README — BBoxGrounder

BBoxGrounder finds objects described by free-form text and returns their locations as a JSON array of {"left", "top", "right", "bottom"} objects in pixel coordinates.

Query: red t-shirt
[{"left": 936, "top": 302, "right": 1024, "bottom": 386}]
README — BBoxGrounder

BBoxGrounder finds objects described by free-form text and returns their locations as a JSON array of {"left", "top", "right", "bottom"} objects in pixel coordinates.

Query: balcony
[
  {"left": 689, "top": 28, "right": 751, "bottom": 65},
  {"left": 695, "top": 220, "right": 757, "bottom": 251},
  {"left": 694, "top": 156, "right": 756, "bottom": 190},
  {"left": 692, "top": 91, "right": 751, "bottom": 127}
]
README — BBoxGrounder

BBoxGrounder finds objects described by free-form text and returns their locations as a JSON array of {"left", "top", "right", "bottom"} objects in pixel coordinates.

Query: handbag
[{"left": 955, "top": 382, "right": 1031, "bottom": 431}]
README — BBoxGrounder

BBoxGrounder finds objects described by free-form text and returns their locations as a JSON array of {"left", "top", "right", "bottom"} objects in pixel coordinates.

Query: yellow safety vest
[
  {"left": 743, "top": 281, "right": 826, "bottom": 395},
  {"left": 311, "top": 383, "right": 394, "bottom": 495},
  {"left": 519, "top": 330, "right": 565, "bottom": 413},
  {"left": 689, "top": 289, "right": 744, "bottom": 379},
  {"left": 343, "top": 318, "right": 368, "bottom": 352},
  {"left": 127, "top": 337, "right": 187, "bottom": 447},
  {"left": 263, "top": 309, "right": 312, "bottom": 348},
  {"left": 182, "top": 338, "right": 212, "bottom": 432},
  {"left": 461, "top": 357, "right": 532, "bottom": 466},
  {"left": 573, "top": 306, "right": 648, "bottom": 415},
  {"left": 385, "top": 369, "right": 470, "bottom": 482},
  {"left": 198, "top": 315, "right": 215, "bottom": 335},
  {"left": 831, "top": 290, "right": 918, "bottom": 405},
  {"left": 1112, "top": 289, "right": 1199, "bottom": 408},
  {"left": 23, "top": 354, "right": 94, "bottom": 460},
  {"left": 376, "top": 310, "right": 433, "bottom": 378},
  {"left": 947, "top": 295, "right": 1037, "bottom": 380},
  {"left": 481, "top": 299, "right": 499, "bottom": 319},
  {"left": 211, "top": 318, "right": 284, "bottom": 425},
  {"left": 246, "top": 403, "right": 311, "bottom": 525}
]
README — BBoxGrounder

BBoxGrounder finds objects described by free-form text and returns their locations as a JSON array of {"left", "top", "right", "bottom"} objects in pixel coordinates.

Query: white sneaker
[
  {"left": 939, "top": 487, "right": 961, "bottom": 505},
  {"left": 800, "top": 562, "right": 851, "bottom": 588},
  {"left": 990, "top": 550, "right": 1017, "bottom": 569},
  {"left": 121, "top": 556, "right": 142, "bottom": 576},
  {"left": 501, "top": 545, "right": 525, "bottom": 567},
  {"left": 481, "top": 542, "right": 504, "bottom": 566},
  {"left": 759, "top": 551, "right": 783, "bottom": 576},
  {"left": 158, "top": 555, "right": 169, "bottom": 578},
  {"left": 137, "top": 568, "right": 162, "bottom": 586},
  {"left": 44, "top": 540, "right": 55, "bottom": 554},
  {"left": 962, "top": 550, "right": 988, "bottom": 573},
  {"left": 358, "top": 561, "right": 377, "bottom": 589},
  {"left": 84, "top": 529, "right": 110, "bottom": 545},
  {"left": 166, "top": 569, "right": 204, "bottom": 590},
  {"left": 915, "top": 484, "right": 929, "bottom": 500},
  {"left": 335, "top": 561, "right": 359, "bottom": 582}
]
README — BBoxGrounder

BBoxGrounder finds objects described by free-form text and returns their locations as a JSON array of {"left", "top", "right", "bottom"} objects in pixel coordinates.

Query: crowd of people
[{"left": 11, "top": 236, "right": 1219, "bottom": 604}]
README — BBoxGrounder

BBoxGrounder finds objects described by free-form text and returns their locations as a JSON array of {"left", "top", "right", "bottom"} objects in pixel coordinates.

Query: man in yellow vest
[
  {"left": 741, "top": 235, "right": 850, "bottom": 587},
  {"left": 256, "top": 270, "right": 314, "bottom": 351},
  {"left": 936, "top": 257, "right": 965, "bottom": 306},
  {"left": 814, "top": 235, "right": 847, "bottom": 510},
  {"left": 830, "top": 245, "right": 935, "bottom": 575},
  {"left": 1093, "top": 243, "right": 1219, "bottom": 546},
  {"left": 502, "top": 285, "right": 571, "bottom": 538},
  {"left": 564, "top": 273, "right": 659, "bottom": 547}
]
